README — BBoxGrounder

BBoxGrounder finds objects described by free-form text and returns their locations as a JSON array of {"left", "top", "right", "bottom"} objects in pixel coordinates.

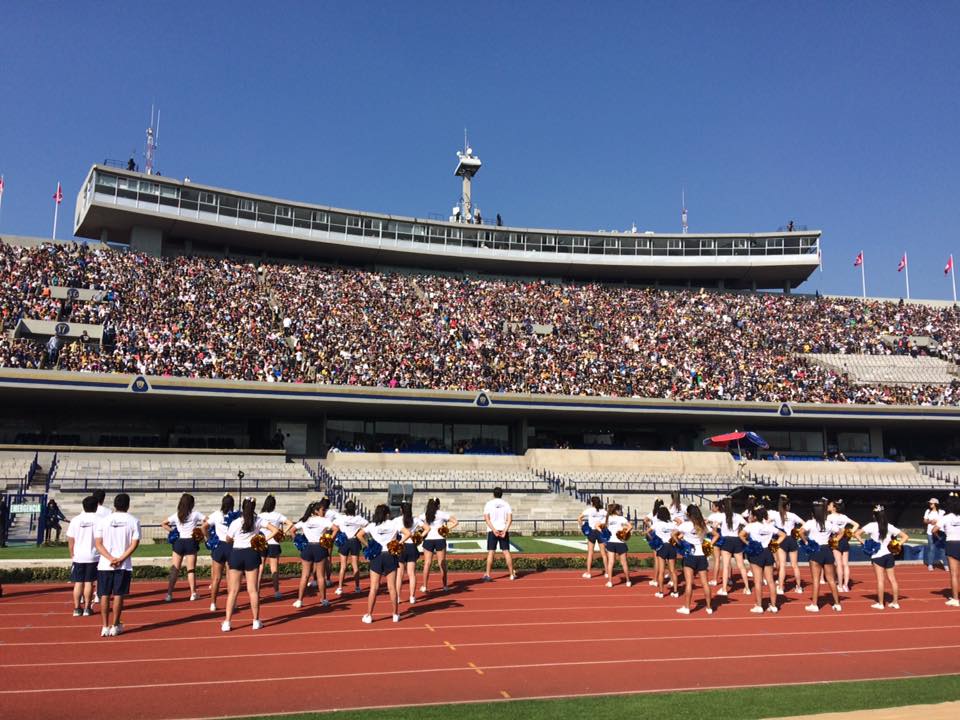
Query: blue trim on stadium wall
[{"left": 1, "top": 370, "right": 960, "bottom": 421}]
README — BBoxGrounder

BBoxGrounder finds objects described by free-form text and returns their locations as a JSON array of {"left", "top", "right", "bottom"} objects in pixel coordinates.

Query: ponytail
[
  {"left": 722, "top": 497, "right": 734, "bottom": 528},
  {"left": 220, "top": 494, "right": 235, "bottom": 515},
  {"left": 401, "top": 502, "right": 413, "bottom": 529},
  {"left": 688, "top": 505, "right": 706, "bottom": 536},
  {"left": 241, "top": 497, "right": 256, "bottom": 534},
  {"left": 874, "top": 505, "right": 888, "bottom": 539},
  {"left": 812, "top": 502, "right": 827, "bottom": 532},
  {"left": 778, "top": 495, "right": 789, "bottom": 525},
  {"left": 425, "top": 497, "right": 439, "bottom": 525},
  {"left": 299, "top": 501, "right": 318, "bottom": 523},
  {"left": 177, "top": 493, "right": 194, "bottom": 524}
]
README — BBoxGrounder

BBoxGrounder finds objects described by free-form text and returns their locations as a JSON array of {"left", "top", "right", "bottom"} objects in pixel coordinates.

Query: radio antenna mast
[
  {"left": 145, "top": 105, "right": 160, "bottom": 175},
  {"left": 681, "top": 187, "right": 688, "bottom": 234}
]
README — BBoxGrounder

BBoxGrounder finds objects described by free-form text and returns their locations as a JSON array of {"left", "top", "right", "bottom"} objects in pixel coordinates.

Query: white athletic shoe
[
  {"left": 582, "top": 572, "right": 592, "bottom": 579},
  {"left": 221, "top": 621, "right": 232, "bottom": 632},
  {"left": 676, "top": 607, "right": 691, "bottom": 615},
  {"left": 708, "top": 580, "right": 717, "bottom": 586},
  {"left": 100, "top": 626, "right": 111, "bottom": 637},
  {"left": 209, "top": 603, "right": 217, "bottom": 612},
  {"left": 605, "top": 581, "right": 613, "bottom": 588},
  {"left": 190, "top": 593, "right": 198, "bottom": 601},
  {"left": 946, "top": 598, "right": 960, "bottom": 607},
  {"left": 113, "top": 623, "right": 123, "bottom": 635},
  {"left": 510, "top": 574, "right": 516, "bottom": 581},
  {"left": 320, "top": 599, "right": 330, "bottom": 607},
  {"left": 409, "top": 597, "right": 416, "bottom": 605},
  {"left": 420, "top": 585, "right": 428, "bottom": 593},
  {"left": 747, "top": 571, "right": 754, "bottom": 578},
  {"left": 767, "top": 606, "right": 779, "bottom": 614},
  {"left": 82, "top": 608, "right": 93, "bottom": 617},
  {"left": 442, "top": 586, "right": 450, "bottom": 593},
  {"left": 625, "top": 581, "right": 632, "bottom": 587},
  {"left": 361, "top": 614, "right": 373, "bottom": 624},
  {"left": 335, "top": 587, "right": 343, "bottom": 596},
  {"left": 742, "top": 588, "right": 752, "bottom": 596},
  {"left": 670, "top": 592, "right": 679, "bottom": 598},
  {"left": 307, "top": 580, "right": 317, "bottom": 589},
  {"left": 292, "top": 600, "right": 303, "bottom": 608},
  {"left": 889, "top": 603, "right": 900, "bottom": 610},
  {"left": 794, "top": 585, "right": 803, "bottom": 594},
  {"left": 251, "top": 620, "right": 263, "bottom": 630},
  {"left": 705, "top": 607, "right": 714, "bottom": 615},
  {"left": 871, "top": 603, "right": 885, "bottom": 610},
  {"left": 164, "top": 593, "right": 173, "bottom": 603},
  {"left": 750, "top": 605, "right": 764, "bottom": 614},
  {"left": 832, "top": 604, "right": 842, "bottom": 612},
  {"left": 654, "top": 592, "right": 664, "bottom": 598},
  {"left": 392, "top": 614, "right": 400, "bottom": 623},
  {"left": 805, "top": 604, "right": 820, "bottom": 613},
  {"left": 929, "top": 565, "right": 935, "bottom": 572},
  {"left": 716, "top": 589, "right": 728, "bottom": 597},
  {"left": 776, "top": 586, "right": 784, "bottom": 596},
  {"left": 648, "top": 580, "right": 658, "bottom": 586},
  {"left": 73, "top": 608, "right": 82, "bottom": 617}
]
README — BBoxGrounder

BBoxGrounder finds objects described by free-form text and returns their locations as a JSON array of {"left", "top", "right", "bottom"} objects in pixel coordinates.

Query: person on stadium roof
[
  {"left": 855, "top": 505, "right": 908, "bottom": 610},
  {"left": 801, "top": 501, "right": 842, "bottom": 613},
  {"left": 578, "top": 496, "right": 609, "bottom": 580},
  {"left": 161, "top": 493, "right": 205, "bottom": 603}
]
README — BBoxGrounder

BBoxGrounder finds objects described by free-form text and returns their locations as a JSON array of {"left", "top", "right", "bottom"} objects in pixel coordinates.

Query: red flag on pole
[
  {"left": 853, "top": 251, "right": 863, "bottom": 267},
  {"left": 52, "top": 182, "right": 63, "bottom": 205},
  {"left": 897, "top": 254, "right": 907, "bottom": 272},
  {"left": 0, "top": 175, "right": 5, "bottom": 197},
  {"left": 946, "top": 256, "right": 954, "bottom": 275}
]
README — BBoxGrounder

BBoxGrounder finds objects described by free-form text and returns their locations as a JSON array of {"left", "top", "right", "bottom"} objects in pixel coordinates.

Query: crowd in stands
[{"left": 3, "top": 241, "right": 960, "bottom": 406}]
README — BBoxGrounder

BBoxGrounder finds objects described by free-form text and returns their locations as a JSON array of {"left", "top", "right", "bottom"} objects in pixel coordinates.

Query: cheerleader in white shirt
[
  {"left": 334, "top": 500, "right": 366, "bottom": 596},
  {"left": 395, "top": 503, "right": 424, "bottom": 605},
  {"left": 419, "top": 498, "right": 458, "bottom": 592},
  {"left": 357, "top": 504, "right": 411, "bottom": 623},
  {"left": 673, "top": 505, "right": 715, "bottom": 615},
  {"left": 161, "top": 493, "right": 205, "bottom": 603},
  {"left": 716, "top": 497, "right": 752, "bottom": 598},
  {"left": 740, "top": 506, "right": 786, "bottom": 613},
  {"left": 649, "top": 505, "right": 679, "bottom": 598},
  {"left": 855, "top": 504, "right": 908, "bottom": 610},
  {"left": 773, "top": 495, "right": 804, "bottom": 595},
  {"left": 603, "top": 504, "right": 633, "bottom": 588},
  {"left": 705, "top": 500, "right": 725, "bottom": 587},
  {"left": 800, "top": 501, "right": 842, "bottom": 613},
  {"left": 258, "top": 495, "right": 294, "bottom": 600},
  {"left": 934, "top": 493, "right": 960, "bottom": 607},
  {"left": 668, "top": 491, "right": 686, "bottom": 522},
  {"left": 578, "top": 496, "right": 609, "bottom": 580},
  {"left": 827, "top": 499, "right": 859, "bottom": 593},
  {"left": 292, "top": 501, "right": 339, "bottom": 609},
  {"left": 222, "top": 497, "right": 280, "bottom": 632},
  {"left": 202, "top": 494, "right": 235, "bottom": 612}
]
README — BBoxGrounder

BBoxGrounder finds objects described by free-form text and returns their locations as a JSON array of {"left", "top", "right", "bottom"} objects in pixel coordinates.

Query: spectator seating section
[
  {"left": 0, "top": 451, "right": 37, "bottom": 490},
  {"left": 805, "top": 354, "right": 959, "bottom": 385}
]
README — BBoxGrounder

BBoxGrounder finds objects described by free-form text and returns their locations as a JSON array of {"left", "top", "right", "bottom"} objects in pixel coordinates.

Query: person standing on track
[
  {"left": 706, "top": 499, "right": 725, "bottom": 587},
  {"left": 578, "top": 496, "right": 608, "bottom": 580},
  {"left": 334, "top": 500, "right": 366, "bottom": 596},
  {"left": 161, "top": 493, "right": 205, "bottom": 603},
  {"left": 856, "top": 504, "right": 908, "bottom": 610},
  {"left": 603, "top": 504, "right": 633, "bottom": 588},
  {"left": 357, "top": 504, "right": 410, "bottom": 624},
  {"left": 827, "top": 499, "right": 859, "bottom": 593},
  {"left": 203, "top": 494, "right": 235, "bottom": 612},
  {"left": 934, "top": 494, "right": 960, "bottom": 607},
  {"left": 716, "top": 497, "right": 751, "bottom": 598},
  {"left": 90, "top": 488, "right": 111, "bottom": 606},
  {"left": 773, "top": 495, "right": 804, "bottom": 596},
  {"left": 257, "top": 495, "right": 293, "bottom": 600},
  {"left": 222, "top": 497, "right": 280, "bottom": 632},
  {"left": 741, "top": 505, "right": 786, "bottom": 614},
  {"left": 668, "top": 491, "right": 686, "bottom": 523},
  {"left": 93, "top": 493, "right": 140, "bottom": 637},
  {"left": 801, "top": 501, "right": 842, "bottom": 613},
  {"left": 674, "top": 505, "right": 714, "bottom": 615},
  {"left": 650, "top": 505, "right": 679, "bottom": 598},
  {"left": 482, "top": 487, "right": 515, "bottom": 582},
  {"left": 924, "top": 498, "right": 946, "bottom": 571},
  {"left": 66, "top": 496, "right": 100, "bottom": 617},
  {"left": 293, "top": 501, "right": 338, "bottom": 609},
  {"left": 420, "top": 497, "right": 458, "bottom": 593}
]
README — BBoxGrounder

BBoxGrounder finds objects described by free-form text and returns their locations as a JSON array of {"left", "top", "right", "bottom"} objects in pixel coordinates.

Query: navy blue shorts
[
  {"left": 422, "top": 539, "right": 447, "bottom": 553},
  {"left": 300, "top": 543, "right": 329, "bottom": 563},
  {"left": 172, "top": 538, "right": 199, "bottom": 556},
  {"left": 946, "top": 541, "right": 960, "bottom": 561},
  {"left": 656, "top": 543, "right": 678, "bottom": 560},
  {"left": 720, "top": 536, "right": 744, "bottom": 554},
  {"left": 837, "top": 537, "right": 851, "bottom": 553},
  {"left": 780, "top": 536, "right": 799, "bottom": 553},
  {"left": 810, "top": 546, "right": 835, "bottom": 565},
  {"left": 586, "top": 529, "right": 604, "bottom": 544},
  {"left": 211, "top": 541, "right": 233, "bottom": 565},
  {"left": 487, "top": 532, "right": 510, "bottom": 551},
  {"left": 339, "top": 537, "right": 362, "bottom": 557},
  {"left": 265, "top": 544, "right": 282, "bottom": 558},
  {"left": 70, "top": 562, "right": 98, "bottom": 583},
  {"left": 399, "top": 543, "right": 420, "bottom": 563},
  {"left": 97, "top": 569, "right": 132, "bottom": 597},
  {"left": 872, "top": 554, "right": 896, "bottom": 569},
  {"left": 229, "top": 547, "right": 262, "bottom": 572},
  {"left": 369, "top": 553, "right": 399, "bottom": 575},
  {"left": 605, "top": 541, "right": 628, "bottom": 555},
  {"left": 749, "top": 548, "right": 775, "bottom": 568},
  {"left": 683, "top": 555, "right": 708, "bottom": 572}
]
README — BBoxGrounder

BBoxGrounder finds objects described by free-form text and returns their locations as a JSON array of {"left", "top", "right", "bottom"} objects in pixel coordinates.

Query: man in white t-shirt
[
  {"left": 66, "top": 496, "right": 100, "bottom": 617},
  {"left": 93, "top": 493, "right": 141, "bottom": 638},
  {"left": 482, "top": 488, "right": 515, "bottom": 582},
  {"left": 90, "top": 489, "right": 111, "bottom": 604},
  {"left": 923, "top": 498, "right": 945, "bottom": 571}
]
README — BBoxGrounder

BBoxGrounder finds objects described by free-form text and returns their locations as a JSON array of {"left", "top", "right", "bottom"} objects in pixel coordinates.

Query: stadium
[{"left": 2, "top": 6, "right": 960, "bottom": 720}]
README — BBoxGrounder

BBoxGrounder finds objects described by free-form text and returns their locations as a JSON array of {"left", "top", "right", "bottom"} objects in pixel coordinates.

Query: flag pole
[
  {"left": 904, "top": 253, "right": 910, "bottom": 300},
  {"left": 0, "top": 174, "right": 4, "bottom": 230},
  {"left": 52, "top": 195, "right": 59, "bottom": 239},
  {"left": 860, "top": 249, "right": 866, "bottom": 298},
  {"left": 951, "top": 255, "right": 957, "bottom": 305}
]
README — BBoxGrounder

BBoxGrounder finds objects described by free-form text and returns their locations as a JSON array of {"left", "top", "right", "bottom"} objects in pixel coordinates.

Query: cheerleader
[
  {"left": 578, "top": 496, "right": 608, "bottom": 579},
  {"left": 334, "top": 500, "right": 366, "bottom": 595},
  {"left": 668, "top": 491, "right": 686, "bottom": 522},
  {"left": 395, "top": 502, "right": 424, "bottom": 605},
  {"left": 855, "top": 504, "right": 908, "bottom": 610},
  {"left": 705, "top": 499, "right": 725, "bottom": 586},
  {"left": 419, "top": 498, "right": 458, "bottom": 592},
  {"left": 161, "top": 493, "right": 205, "bottom": 602},
  {"left": 645, "top": 498, "right": 666, "bottom": 587},
  {"left": 256, "top": 495, "right": 293, "bottom": 599},
  {"left": 934, "top": 494, "right": 960, "bottom": 607},
  {"left": 357, "top": 504, "right": 411, "bottom": 623},
  {"left": 716, "top": 497, "right": 752, "bottom": 597},
  {"left": 801, "top": 501, "right": 842, "bottom": 613},
  {"left": 603, "top": 504, "right": 633, "bottom": 588},
  {"left": 202, "top": 494, "right": 235, "bottom": 612},
  {"left": 292, "top": 501, "right": 339, "bottom": 608},
  {"left": 222, "top": 497, "right": 280, "bottom": 632},
  {"left": 673, "top": 505, "right": 714, "bottom": 615},
  {"left": 649, "top": 505, "right": 679, "bottom": 598},
  {"left": 773, "top": 495, "right": 804, "bottom": 595},
  {"left": 827, "top": 499, "right": 859, "bottom": 592},
  {"left": 740, "top": 505, "right": 786, "bottom": 613}
]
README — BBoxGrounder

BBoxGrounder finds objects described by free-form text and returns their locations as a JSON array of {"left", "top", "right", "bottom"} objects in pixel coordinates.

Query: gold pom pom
[
  {"left": 250, "top": 533, "right": 267, "bottom": 553},
  {"left": 387, "top": 539, "right": 402, "bottom": 556},
  {"left": 411, "top": 531, "right": 424, "bottom": 545},
  {"left": 319, "top": 532, "right": 333, "bottom": 551},
  {"left": 191, "top": 527, "right": 204, "bottom": 543},
  {"left": 438, "top": 525, "right": 450, "bottom": 538},
  {"left": 274, "top": 529, "right": 286, "bottom": 543},
  {"left": 616, "top": 528, "right": 631, "bottom": 542}
]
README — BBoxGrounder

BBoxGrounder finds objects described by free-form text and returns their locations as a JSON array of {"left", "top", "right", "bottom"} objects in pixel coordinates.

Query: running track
[{"left": 1, "top": 566, "right": 959, "bottom": 719}]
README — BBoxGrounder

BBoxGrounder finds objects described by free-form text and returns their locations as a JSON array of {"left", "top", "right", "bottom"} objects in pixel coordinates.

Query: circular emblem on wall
[
  {"left": 54, "top": 322, "right": 70, "bottom": 337},
  {"left": 131, "top": 376, "right": 150, "bottom": 393}
]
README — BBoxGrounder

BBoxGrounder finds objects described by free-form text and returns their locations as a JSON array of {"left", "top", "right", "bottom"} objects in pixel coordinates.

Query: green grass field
[{"left": 233, "top": 675, "right": 960, "bottom": 720}]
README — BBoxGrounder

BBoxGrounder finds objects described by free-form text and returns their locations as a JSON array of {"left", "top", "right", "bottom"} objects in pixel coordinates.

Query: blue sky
[{"left": 1, "top": 2, "right": 958, "bottom": 298}]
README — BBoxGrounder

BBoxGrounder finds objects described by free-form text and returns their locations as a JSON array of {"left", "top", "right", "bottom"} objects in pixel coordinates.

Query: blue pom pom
[
  {"left": 293, "top": 533, "right": 308, "bottom": 552},
  {"left": 599, "top": 527, "right": 612, "bottom": 543},
  {"left": 799, "top": 538, "right": 820, "bottom": 552},
  {"left": 715, "top": 536, "right": 727, "bottom": 549},
  {"left": 745, "top": 540, "right": 763, "bottom": 557},
  {"left": 363, "top": 539, "right": 382, "bottom": 560},
  {"left": 334, "top": 531, "right": 348, "bottom": 548},
  {"left": 581, "top": 521, "right": 592, "bottom": 537},
  {"left": 204, "top": 532, "right": 220, "bottom": 551},
  {"left": 224, "top": 510, "right": 242, "bottom": 526},
  {"left": 167, "top": 528, "right": 180, "bottom": 544},
  {"left": 677, "top": 539, "right": 694, "bottom": 557},
  {"left": 862, "top": 539, "right": 881, "bottom": 556},
  {"left": 646, "top": 531, "right": 663, "bottom": 551}
]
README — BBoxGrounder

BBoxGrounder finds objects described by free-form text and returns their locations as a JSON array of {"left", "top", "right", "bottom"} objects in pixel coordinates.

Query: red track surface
[{"left": 1, "top": 566, "right": 959, "bottom": 719}]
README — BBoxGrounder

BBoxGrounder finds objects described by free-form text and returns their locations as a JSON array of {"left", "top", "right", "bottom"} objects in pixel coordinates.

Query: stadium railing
[{"left": 56, "top": 477, "right": 316, "bottom": 492}]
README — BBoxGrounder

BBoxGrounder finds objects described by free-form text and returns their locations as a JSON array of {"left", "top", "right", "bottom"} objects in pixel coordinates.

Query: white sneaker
[
  {"left": 273, "top": 592, "right": 282, "bottom": 600},
  {"left": 164, "top": 593, "right": 173, "bottom": 603},
  {"left": 747, "top": 571, "right": 754, "bottom": 578},
  {"left": 113, "top": 623, "right": 123, "bottom": 635},
  {"left": 889, "top": 602, "right": 900, "bottom": 609},
  {"left": 946, "top": 598, "right": 960, "bottom": 607},
  {"left": 929, "top": 566, "right": 935, "bottom": 572},
  {"left": 100, "top": 626, "right": 111, "bottom": 637},
  {"left": 107, "top": 626, "right": 118, "bottom": 636},
  {"left": 221, "top": 621, "right": 231, "bottom": 632},
  {"left": 209, "top": 602, "right": 217, "bottom": 612},
  {"left": 409, "top": 597, "right": 416, "bottom": 605},
  {"left": 292, "top": 600, "right": 303, "bottom": 608},
  {"left": 252, "top": 620, "right": 263, "bottom": 630},
  {"left": 361, "top": 614, "right": 373, "bottom": 624},
  {"left": 73, "top": 608, "right": 82, "bottom": 617},
  {"left": 832, "top": 604, "right": 842, "bottom": 612},
  {"left": 871, "top": 603, "right": 885, "bottom": 610},
  {"left": 648, "top": 580, "right": 658, "bottom": 586},
  {"left": 82, "top": 608, "right": 93, "bottom": 617},
  {"left": 320, "top": 599, "right": 330, "bottom": 607},
  {"left": 676, "top": 607, "right": 691, "bottom": 615},
  {"left": 767, "top": 606, "right": 779, "bottom": 614},
  {"left": 335, "top": 587, "right": 343, "bottom": 596},
  {"left": 708, "top": 580, "right": 717, "bottom": 586},
  {"left": 420, "top": 585, "right": 427, "bottom": 592},
  {"left": 670, "top": 592, "right": 679, "bottom": 598},
  {"left": 509, "top": 574, "right": 516, "bottom": 581},
  {"left": 392, "top": 614, "right": 400, "bottom": 623},
  {"left": 654, "top": 592, "right": 664, "bottom": 598},
  {"left": 625, "top": 581, "right": 632, "bottom": 587},
  {"left": 605, "top": 581, "right": 613, "bottom": 588},
  {"left": 742, "top": 588, "right": 752, "bottom": 596},
  {"left": 307, "top": 580, "right": 317, "bottom": 589},
  {"left": 805, "top": 604, "right": 820, "bottom": 613},
  {"left": 190, "top": 593, "right": 198, "bottom": 602},
  {"left": 716, "top": 589, "right": 728, "bottom": 597},
  {"left": 794, "top": 585, "right": 803, "bottom": 594},
  {"left": 706, "top": 607, "right": 714, "bottom": 615},
  {"left": 776, "top": 587, "right": 784, "bottom": 596},
  {"left": 582, "top": 572, "right": 592, "bottom": 579},
  {"left": 750, "top": 605, "right": 764, "bottom": 614}
]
